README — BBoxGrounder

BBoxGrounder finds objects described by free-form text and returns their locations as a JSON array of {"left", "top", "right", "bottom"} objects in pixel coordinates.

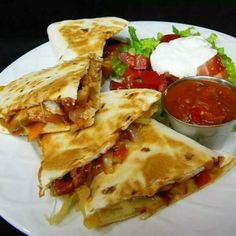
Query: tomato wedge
[
  {"left": 160, "top": 34, "right": 180, "bottom": 43},
  {"left": 197, "top": 55, "right": 227, "bottom": 79}
]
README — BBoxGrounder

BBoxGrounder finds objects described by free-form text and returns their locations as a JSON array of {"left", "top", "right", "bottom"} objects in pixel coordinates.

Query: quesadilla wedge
[
  {"left": 38, "top": 89, "right": 161, "bottom": 197},
  {"left": 0, "top": 54, "right": 102, "bottom": 140},
  {"left": 79, "top": 119, "right": 236, "bottom": 228},
  {"left": 47, "top": 17, "right": 129, "bottom": 61}
]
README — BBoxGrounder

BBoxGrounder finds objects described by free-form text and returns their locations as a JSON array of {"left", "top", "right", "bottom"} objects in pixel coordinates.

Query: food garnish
[{"left": 104, "top": 25, "right": 236, "bottom": 88}]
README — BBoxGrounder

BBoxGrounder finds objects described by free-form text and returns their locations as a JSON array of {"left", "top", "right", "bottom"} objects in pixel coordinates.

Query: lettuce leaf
[
  {"left": 232, "top": 123, "right": 236, "bottom": 132},
  {"left": 111, "top": 56, "right": 127, "bottom": 78},
  {"left": 120, "top": 26, "right": 162, "bottom": 57},
  {"left": 172, "top": 25, "right": 200, "bottom": 37}
]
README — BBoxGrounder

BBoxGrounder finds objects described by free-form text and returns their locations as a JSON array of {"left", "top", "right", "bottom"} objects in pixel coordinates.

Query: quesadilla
[
  {"left": 0, "top": 54, "right": 102, "bottom": 140},
  {"left": 79, "top": 119, "right": 236, "bottom": 228},
  {"left": 38, "top": 89, "right": 161, "bottom": 197},
  {"left": 47, "top": 17, "right": 129, "bottom": 61}
]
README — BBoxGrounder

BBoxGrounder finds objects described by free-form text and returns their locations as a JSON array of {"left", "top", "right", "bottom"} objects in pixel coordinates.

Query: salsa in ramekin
[
  {"left": 162, "top": 76, "right": 236, "bottom": 145},
  {"left": 163, "top": 77, "right": 236, "bottom": 126}
]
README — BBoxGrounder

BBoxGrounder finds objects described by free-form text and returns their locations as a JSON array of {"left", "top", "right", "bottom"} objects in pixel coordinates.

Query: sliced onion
[
  {"left": 43, "top": 101, "right": 64, "bottom": 115},
  {"left": 47, "top": 193, "right": 77, "bottom": 224},
  {"left": 102, "top": 151, "right": 114, "bottom": 174}
]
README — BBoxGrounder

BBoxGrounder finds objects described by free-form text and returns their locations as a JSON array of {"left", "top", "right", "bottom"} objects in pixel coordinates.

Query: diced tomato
[
  {"left": 110, "top": 80, "right": 128, "bottom": 90},
  {"left": 123, "top": 68, "right": 161, "bottom": 90},
  {"left": 194, "top": 170, "right": 211, "bottom": 188},
  {"left": 113, "top": 142, "right": 128, "bottom": 161},
  {"left": 197, "top": 55, "right": 227, "bottom": 79},
  {"left": 118, "top": 52, "right": 135, "bottom": 68},
  {"left": 110, "top": 69, "right": 161, "bottom": 90},
  {"left": 110, "top": 69, "right": 178, "bottom": 92},
  {"left": 27, "top": 122, "right": 45, "bottom": 142},
  {"left": 70, "top": 165, "right": 92, "bottom": 188},
  {"left": 51, "top": 175, "right": 74, "bottom": 196},
  {"left": 160, "top": 34, "right": 180, "bottom": 43},
  {"left": 118, "top": 52, "right": 151, "bottom": 70}
]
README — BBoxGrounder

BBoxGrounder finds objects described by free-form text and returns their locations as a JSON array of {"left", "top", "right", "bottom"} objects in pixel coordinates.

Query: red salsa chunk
[{"left": 164, "top": 80, "right": 236, "bottom": 125}]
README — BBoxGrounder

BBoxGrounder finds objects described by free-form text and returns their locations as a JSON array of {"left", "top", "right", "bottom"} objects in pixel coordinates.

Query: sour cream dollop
[{"left": 150, "top": 36, "right": 217, "bottom": 78}]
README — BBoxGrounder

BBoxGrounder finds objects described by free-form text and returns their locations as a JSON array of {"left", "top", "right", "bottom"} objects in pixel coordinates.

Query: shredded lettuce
[
  {"left": 207, "top": 33, "right": 218, "bottom": 46},
  {"left": 111, "top": 56, "right": 126, "bottom": 78},
  {"left": 172, "top": 25, "right": 200, "bottom": 37},
  {"left": 232, "top": 123, "right": 236, "bottom": 132},
  {"left": 152, "top": 102, "right": 170, "bottom": 126},
  {"left": 207, "top": 33, "right": 236, "bottom": 85},
  {"left": 120, "top": 26, "right": 162, "bottom": 57}
]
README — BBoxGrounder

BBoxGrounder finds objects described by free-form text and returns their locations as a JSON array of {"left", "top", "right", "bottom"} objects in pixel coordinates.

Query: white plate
[{"left": 0, "top": 21, "right": 236, "bottom": 236}]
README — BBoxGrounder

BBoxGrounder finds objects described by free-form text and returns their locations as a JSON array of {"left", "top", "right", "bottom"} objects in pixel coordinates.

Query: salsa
[{"left": 164, "top": 80, "right": 236, "bottom": 125}]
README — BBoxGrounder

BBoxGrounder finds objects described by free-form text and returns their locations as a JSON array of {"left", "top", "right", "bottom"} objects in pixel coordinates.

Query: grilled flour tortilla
[
  {"left": 47, "top": 17, "right": 129, "bottom": 61},
  {"left": 38, "top": 89, "right": 161, "bottom": 197},
  {"left": 0, "top": 54, "right": 102, "bottom": 140},
  {"left": 81, "top": 119, "right": 236, "bottom": 228}
]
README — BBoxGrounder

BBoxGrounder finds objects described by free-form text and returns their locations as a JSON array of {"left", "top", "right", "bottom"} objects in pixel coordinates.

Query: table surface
[{"left": 1, "top": 1, "right": 236, "bottom": 235}]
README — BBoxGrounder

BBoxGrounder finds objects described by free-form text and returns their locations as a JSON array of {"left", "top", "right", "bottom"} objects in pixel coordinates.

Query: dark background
[{"left": 1, "top": 0, "right": 236, "bottom": 235}]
